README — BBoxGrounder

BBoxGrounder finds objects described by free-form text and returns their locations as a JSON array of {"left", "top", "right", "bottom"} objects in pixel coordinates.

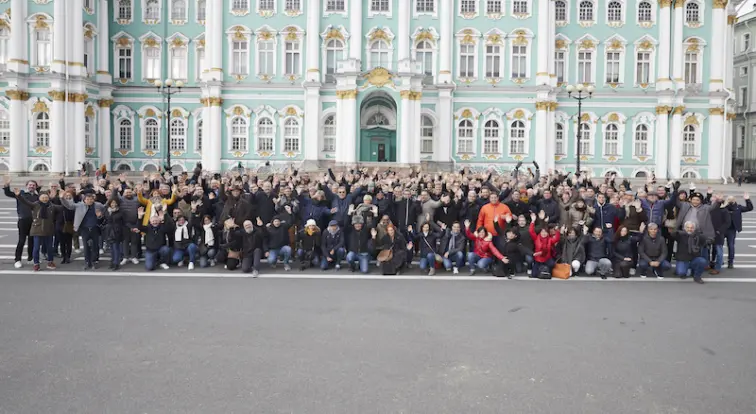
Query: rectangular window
[
  {"left": 555, "top": 125, "right": 565, "bottom": 155},
  {"left": 196, "top": 47, "right": 206, "bottom": 78},
  {"left": 555, "top": 50, "right": 565, "bottom": 84},
  {"left": 285, "top": 0, "right": 300, "bottom": 11},
  {"left": 740, "top": 87, "right": 748, "bottom": 107},
  {"left": 326, "top": 0, "right": 345, "bottom": 11},
  {"left": 513, "top": 0, "right": 528, "bottom": 14},
  {"left": 144, "top": 47, "right": 160, "bottom": 79},
  {"left": 487, "top": 0, "right": 502, "bottom": 13},
  {"left": 577, "top": 51, "right": 592, "bottom": 83},
  {"left": 259, "top": 0, "right": 274, "bottom": 10},
  {"left": 118, "top": 48, "right": 132, "bottom": 79},
  {"left": 636, "top": 51, "right": 650, "bottom": 85},
  {"left": 284, "top": 41, "right": 300, "bottom": 75},
  {"left": 371, "top": 0, "right": 389, "bottom": 12},
  {"left": 417, "top": 0, "right": 435, "bottom": 12},
  {"left": 605, "top": 51, "right": 620, "bottom": 83},
  {"left": 197, "top": 0, "right": 207, "bottom": 20},
  {"left": 743, "top": 34, "right": 751, "bottom": 52},
  {"left": 232, "top": 41, "right": 248, "bottom": 75},
  {"left": 739, "top": 126, "right": 745, "bottom": 149},
  {"left": 684, "top": 52, "right": 698, "bottom": 84},
  {"left": 36, "top": 30, "right": 51, "bottom": 67},
  {"left": 258, "top": 42, "right": 274, "bottom": 75},
  {"left": 740, "top": 66, "right": 748, "bottom": 77},
  {"left": 511, "top": 45, "right": 527, "bottom": 79},
  {"left": 459, "top": 44, "right": 475, "bottom": 78},
  {"left": 232, "top": 0, "right": 249, "bottom": 10},
  {"left": 461, "top": 0, "right": 476, "bottom": 13},
  {"left": 119, "top": 0, "right": 132, "bottom": 20},
  {"left": 485, "top": 45, "right": 500, "bottom": 78},
  {"left": 170, "top": 47, "right": 187, "bottom": 80}
]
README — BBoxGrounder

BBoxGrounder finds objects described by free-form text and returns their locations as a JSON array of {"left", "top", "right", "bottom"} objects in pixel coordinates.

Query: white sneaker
[
  {"left": 99, "top": 249, "right": 105, "bottom": 255},
  {"left": 629, "top": 268, "right": 636, "bottom": 276},
  {"left": 188, "top": 262, "right": 194, "bottom": 270},
  {"left": 251, "top": 270, "right": 259, "bottom": 278},
  {"left": 120, "top": 258, "right": 129, "bottom": 266},
  {"left": 14, "top": 261, "right": 22, "bottom": 269},
  {"left": 453, "top": 266, "right": 459, "bottom": 275},
  {"left": 284, "top": 264, "right": 291, "bottom": 271},
  {"left": 656, "top": 273, "right": 664, "bottom": 280},
  {"left": 159, "top": 264, "right": 169, "bottom": 270},
  {"left": 74, "top": 249, "right": 81, "bottom": 254},
  {"left": 527, "top": 269, "right": 532, "bottom": 275},
  {"left": 209, "top": 259, "right": 216, "bottom": 267},
  {"left": 131, "top": 257, "right": 139, "bottom": 265},
  {"left": 640, "top": 274, "right": 647, "bottom": 279},
  {"left": 335, "top": 264, "right": 341, "bottom": 270}
]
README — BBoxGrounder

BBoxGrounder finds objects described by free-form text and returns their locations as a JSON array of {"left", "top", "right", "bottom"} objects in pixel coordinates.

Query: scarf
[
  {"left": 175, "top": 223, "right": 188, "bottom": 242},
  {"left": 306, "top": 227, "right": 315, "bottom": 236},
  {"left": 203, "top": 224, "right": 215, "bottom": 247},
  {"left": 39, "top": 202, "right": 50, "bottom": 219},
  {"left": 448, "top": 232, "right": 457, "bottom": 251}
]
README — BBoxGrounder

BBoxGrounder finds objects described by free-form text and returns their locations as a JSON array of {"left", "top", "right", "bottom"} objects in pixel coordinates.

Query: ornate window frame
[
  {"left": 575, "top": 35, "right": 598, "bottom": 85},
  {"left": 368, "top": 0, "right": 392, "bottom": 18},
  {"left": 139, "top": 32, "right": 163, "bottom": 83},
  {"left": 278, "top": 105, "right": 303, "bottom": 156},
  {"left": 191, "top": 107, "right": 203, "bottom": 154},
  {"left": 226, "top": 25, "right": 252, "bottom": 80},
  {"left": 574, "top": 111, "right": 598, "bottom": 158},
  {"left": 635, "top": 0, "right": 656, "bottom": 28},
  {"left": 29, "top": 98, "right": 51, "bottom": 151},
  {"left": 412, "top": 27, "right": 439, "bottom": 84},
  {"left": 481, "top": 108, "right": 504, "bottom": 158},
  {"left": 459, "top": 0, "right": 480, "bottom": 19},
  {"left": 83, "top": 23, "right": 97, "bottom": 77},
  {"left": 631, "top": 111, "right": 655, "bottom": 161},
  {"left": 605, "top": 0, "right": 625, "bottom": 28},
  {"left": 508, "top": 29, "right": 533, "bottom": 84},
  {"left": 456, "top": 28, "right": 481, "bottom": 84},
  {"left": 600, "top": 112, "right": 627, "bottom": 161},
  {"left": 166, "top": 33, "right": 190, "bottom": 82},
  {"left": 27, "top": 14, "right": 53, "bottom": 71},
  {"left": 280, "top": 26, "right": 304, "bottom": 81},
  {"left": 321, "top": 109, "right": 337, "bottom": 154},
  {"left": 255, "top": 26, "right": 278, "bottom": 81},
  {"left": 231, "top": 0, "right": 251, "bottom": 16},
  {"left": 113, "top": 105, "right": 135, "bottom": 154},
  {"left": 321, "top": 26, "right": 349, "bottom": 83},
  {"left": 115, "top": 0, "right": 134, "bottom": 25},
  {"left": 554, "top": 35, "right": 571, "bottom": 87},
  {"left": 683, "top": 0, "right": 704, "bottom": 28},
  {"left": 137, "top": 106, "right": 162, "bottom": 154},
  {"left": 225, "top": 104, "right": 252, "bottom": 156},
  {"left": 603, "top": 35, "right": 627, "bottom": 88},
  {"left": 683, "top": 37, "right": 705, "bottom": 87},
  {"left": 194, "top": 34, "right": 206, "bottom": 81},
  {"left": 324, "top": 0, "right": 348, "bottom": 17},
  {"left": 681, "top": 112, "right": 705, "bottom": 161},
  {"left": 485, "top": 0, "right": 504, "bottom": 19},
  {"left": 256, "top": 0, "right": 277, "bottom": 18},
  {"left": 420, "top": 109, "right": 438, "bottom": 157},
  {"left": 254, "top": 105, "right": 277, "bottom": 156},
  {"left": 555, "top": 0, "right": 570, "bottom": 26},
  {"left": 482, "top": 29, "right": 505, "bottom": 84},
  {"left": 505, "top": 108, "right": 532, "bottom": 159},
  {"left": 414, "top": 0, "right": 438, "bottom": 18},
  {"left": 284, "top": 0, "right": 303, "bottom": 16},
  {"left": 633, "top": 36, "right": 657, "bottom": 89},
  {"left": 169, "top": 0, "right": 188, "bottom": 24},
  {"left": 167, "top": 107, "right": 189, "bottom": 153},
  {"left": 365, "top": 27, "right": 395, "bottom": 70},
  {"left": 554, "top": 111, "right": 570, "bottom": 159},
  {"left": 577, "top": 0, "right": 596, "bottom": 27},
  {"left": 454, "top": 107, "right": 481, "bottom": 158},
  {"left": 84, "top": 104, "right": 98, "bottom": 154},
  {"left": 511, "top": 0, "right": 532, "bottom": 19},
  {"left": 196, "top": 0, "right": 207, "bottom": 24},
  {"left": 112, "top": 32, "right": 135, "bottom": 83},
  {"left": 142, "top": 0, "right": 161, "bottom": 25}
]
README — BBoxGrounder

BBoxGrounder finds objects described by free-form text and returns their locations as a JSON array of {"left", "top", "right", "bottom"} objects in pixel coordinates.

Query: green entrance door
[{"left": 360, "top": 128, "right": 396, "bottom": 162}]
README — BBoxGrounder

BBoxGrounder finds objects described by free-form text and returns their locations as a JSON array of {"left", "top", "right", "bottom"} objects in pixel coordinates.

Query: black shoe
[
  {"left": 83, "top": 264, "right": 92, "bottom": 271},
  {"left": 507, "top": 274, "right": 513, "bottom": 279},
  {"left": 300, "top": 264, "right": 306, "bottom": 271},
  {"left": 112, "top": 265, "right": 120, "bottom": 271},
  {"left": 694, "top": 277, "right": 705, "bottom": 284},
  {"left": 600, "top": 275, "right": 607, "bottom": 280},
  {"left": 108, "top": 263, "right": 115, "bottom": 270},
  {"left": 350, "top": 265, "right": 356, "bottom": 273},
  {"left": 680, "top": 274, "right": 688, "bottom": 280},
  {"left": 727, "top": 263, "right": 734, "bottom": 269}
]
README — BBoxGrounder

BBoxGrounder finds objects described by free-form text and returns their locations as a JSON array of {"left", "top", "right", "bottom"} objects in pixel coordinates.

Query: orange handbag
[{"left": 552, "top": 263, "right": 571, "bottom": 279}]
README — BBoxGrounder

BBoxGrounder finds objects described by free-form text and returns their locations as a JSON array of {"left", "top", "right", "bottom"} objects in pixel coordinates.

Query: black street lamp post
[
  {"left": 565, "top": 83, "right": 595, "bottom": 174},
  {"left": 154, "top": 78, "right": 183, "bottom": 171}
]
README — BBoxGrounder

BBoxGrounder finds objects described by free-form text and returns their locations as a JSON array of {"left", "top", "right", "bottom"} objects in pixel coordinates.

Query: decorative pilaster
[
  {"left": 657, "top": 0, "right": 673, "bottom": 90},
  {"left": 534, "top": 101, "right": 550, "bottom": 169},
  {"left": 726, "top": 13, "right": 736, "bottom": 91},
  {"left": 349, "top": 0, "right": 362, "bottom": 61},
  {"left": 410, "top": 91, "right": 422, "bottom": 165},
  {"left": 397, "top": 0, "right": 410, "bottom": 63},
  {"left": 205, "top": 0, "right": 223, "bottom": 80},
  {"left": 303, "top": 86, "right": 321, "bottom": 161},
  {"left": 69, "top": 0, "right": 85, "bottom": 76},
  {"left": 546, "top": 102, "right": 557, "bottom": 170},
  {"left": 202, "top": 97, "right": 223, "bottom": 172},
  {"left": 669, "top": 106, "right": 684, "bottom": 178},
  {"left": 7, "top": 0, "right": 28, "bottom": 72},
  {"left": 305, "top": 0, "right": 321, "bottom": 82},
  {"left": 536, "top": 0, "right": 550, "bottom": 85},
  {"left": 654, "top": 105, "right": 672, "bottom": 178},
  {"left": 708, "top": 107, "right": 725, "bottom": 179},
  {"left": 398, "top": 90, "right": 412, "bottom": 164},
  {"left": 437, "top": 88, "right": 453, "bottom": 163},
  {"left": 709, "top": 2, "right": 727, "bottom": 92},
  {"left": 71, "top": 93, "right": 88, "bottom": 170},
  {"left": 5, "top": 90, "right": 29, "bottom": 172},
  {"left": 335, "top": 89, "right": 357, "bottom": 164},
  {"left": 52, "top": 0, "right": 67, "bottom": 74},
  {"left": 438, "top": 0, "right": 453, "bottom": 84},
  {"left": 48, "top": 91, "right": 67, "bottom": 173},
  {"left": 97, "top": 0, "right": 111, "bottom": 82},
  {"left": 98, "top": 99, "right": 113, "bottom": 170}
]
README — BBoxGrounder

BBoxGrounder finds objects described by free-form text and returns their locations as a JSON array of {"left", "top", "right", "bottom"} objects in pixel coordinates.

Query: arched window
[
  {"left": 283, "top": 118, "right": 300, "bottom": 152},
  {"left": 33, "top": 163, "right": 49, "bottom": 172},
  {"left": 634, "top": 124, "right": 649, "bottom": 156},
  {"left": 84, "top": 116, "right": 93, "bottom": 149},
  {"left": 323, "top": 115, "right": 336, "bottom": 151},
  {"left": 416, "top": 40, "right": 434, "bottom": 84},
  {"left": 579, "top": 0, "right": 593, "bottom": 21},
  {"left": 457, "top": 119, "right": 474, "bottom": 153},
  {"left": 118, "top": 0, "right": 132, "bottom": 21},
  {"left": 509, "top": 120, "right": 526, "bottom": 154},
  {"left": 555, "top": 0, "right": 567, "bottom": 22},
  {"left": 421, "top": 115, "right": 434, "bottom": 154},
  {"left": 117, "top": 164, "right": 132, "bottom": 172},
  {"left": 169, "top": 118, "right": 186, "bottom": 151},
  {"left": 171, "top": 0, "right": 187, "bottom": 20},
  {"left": 635, "top": 171, "right": 647, "bottom": 178},
  {"left": 0, "top": 26, "right": 9, "bottom": 66},
  {"left": 682, "top": 171, "right": 697, "bottom": 179},
  {"left": 0, "top": 110, "right": 10, "bottom": 147},
  {"left": 637, "top": 1, "right": 652, "bottom": 22},
  {"left": 144, "top": 118, "right": 159, "bottom": 150},
  {"left": 325, "top": 39, "right": 344, "bottom": 82},
  {"left": 35, "top": 112, "right": 50, "bottom": 147},
  {"left": 231, "top": 117, "right": 248, "bottom": 151},
  {"left": 483, "top": 120, "right": 500, "bottom": 154},
  {"left": 34, "top": 26, "right": 52, "bottom": 67},
  {"left": 257, "top": 118, "right": 274, "bottom": 152},
  {"left": 607, "top": 1, "right": 622, "bottom": 22},
  {"left": 604, "top": 124, "right": 619, "bottom": 155},
  {"left": 555, "top": 123, "right": 565, "bottom": 155},
  {"left": 145, "top": 0, "right": 160, "bottom": 20},
  {"left": 118, "top": 119, "right": 133, "bottom": 150},
  {"left": 683, "top": 125, "right": 697, "bottom": 156},
  {"left": 685, "top": 2, "right": 699, "bottom": 24},
  {"left": 370, "top": 40, "right": 390, "bottom": 69},
  {"left": 196, "top": 119, "right": 203, "bottom": 151},
  {"left": 197, "top": 0, "right": 207, "bottom": 21},
  {"left": 579, "top": 122, "right": 592, "bottom": 155}
]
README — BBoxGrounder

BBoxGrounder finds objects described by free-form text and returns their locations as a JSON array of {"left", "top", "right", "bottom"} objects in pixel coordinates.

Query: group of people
[{"left": 5, "top": 161, "right": 752, "bottom": 284}]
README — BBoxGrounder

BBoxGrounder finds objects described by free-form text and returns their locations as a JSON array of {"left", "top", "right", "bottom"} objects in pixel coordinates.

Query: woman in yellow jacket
[{"left": 136, "top": 184, "right": 179, "bottom": 226}]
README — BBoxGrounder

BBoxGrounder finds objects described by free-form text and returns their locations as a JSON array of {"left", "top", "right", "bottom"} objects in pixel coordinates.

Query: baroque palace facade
[{"left": 0, "top": 0, "right": 739, "bottom": 179}]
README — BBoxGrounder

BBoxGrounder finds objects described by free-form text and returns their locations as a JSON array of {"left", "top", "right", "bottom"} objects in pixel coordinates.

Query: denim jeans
[
  {"left": 585, "top": 259, "right": 613, "bottom": 276},
  {"left": 110, "top": 242, "right": 122, "bottom": 266},
  {"left": 268, "top": 246, "right": 292, "bottom": 265},
  {"left": 346, "top": 251, "right": 371, "bottom": 273},
  {"left": 79, "top": 226, "right": 101, "bottom": 266},
  {"left": 419, "top": 252, "right": 437, "bottom": 270},
  {"left": 467, "top": 253, "right": 492, "bottom": 270},
  {"left": 199, "top": 248, "right": 217, "bottom": 268},
  {"left": 32, "top": 235, "right": 53, "bottom": 264},
  {"left": 712, "top": 244, "right": 724, "bottom": 271},
  {"left": 637, "top": 259, "right": 672, "bottom": 276},
  {"left": 675, "top": 257, "right": 708, "bottom": 279},
  {"left": 725, "top": 229, "right": 737, "bottom": 265},
  {"left": 443, "top": 251, "right": 465, "bottom": 270},
  {"left": 145, "top": 246, "right": 171, "bottom": 271},
  {"left": 172, "top": 243, "right": 199, "bottom": 264},
  {"left": 320, "top": 247, "right": 346, "bottom": 270},
  {"left": 532, "top": 259, "right": 556, "bottom": 277}
]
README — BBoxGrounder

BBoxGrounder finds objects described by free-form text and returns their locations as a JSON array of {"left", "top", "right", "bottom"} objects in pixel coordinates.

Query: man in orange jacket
[{"left": 477, "top": 193, "right": 512, "bottom": 236}]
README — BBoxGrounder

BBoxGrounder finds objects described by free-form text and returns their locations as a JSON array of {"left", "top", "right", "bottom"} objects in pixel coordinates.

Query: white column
[
  {"left": 99, "top": 100, "right": 112, "bottom": 170},
  {"left": 672, "top": 1, "right": 684, "bottom": 89},
  {"left": 73, "top": 96, "right": 87, "bottom": 169},
  {"left": 205, "top": 0, "right": 223, "bottom": 80},
  {"left": 654, "top": 107, "right": 669, "bottom": 178},
  {"left": 335, "top": 91, "right": 357, "bottom": 164},
  {"left": 437, "top": 88, "right": 453, "bottom": 162},
  {"left": 349, "top": 0, "right": 362, "bottom": 61},
  {"left": 438, "top": 0, "right": 453, "bottom": 84},
  {"left": 708, "top": 110, "right": 724, "bottom": 179},
  {"left": 669, "top": 108, "right": 683, "bottom": 178},
  {"left": 657, "top": 3, "right": 672, "bottom": 89},
  {"left": 709, "top": 4, "right": 726, "bottom": 92},
  {"left": 52, "top": 0, "right": 68, "bottom": 74},
  {"left": 547, "top": 0, "right": 557, "bottom": 85},
  {"left": 7, "top": 0, "right": 28, "bottom": 73},
  {"left": 397, "top": 0, "right": 410, "bottom": 62},
  {"left": 305, "top": 0, "right": 321, "bottom": 82},
  {"left": 7, "top": 92, "right": 28, "bottom": 172},
  {"left": 303, "top": 86, "right": 321, "bottom": 161},
  {"left": 726, "top": 15, "right": 735, "bottom": 91},
  {"left": 546, "top": 106, "right": 557, "bottom": 171},
  {"left": 50, "top": 93, "right": 66, "bottom": 173},
  {"left": 206, "top": 99, "right": 223, "bottom": 173},
  {"left": 97, "top": 0, "right": 111, "bottom": 82},
  {"left": 70, "top": 0, "right": 85, "bottom": 77},
  {"left": 398, "top": 93, "right": 412, "bottom": 164},
  {"left": 411, "top": 94, "right": 422, "bottom": 164},
  {"left": 724, "top": 114, "right": 734, "bottom": 178},
  {"left": 534, "top": 103, "right": 549, "bottom": 168},
  {"left": 536, "top": 0, "right": 550, "bottom": 85}
]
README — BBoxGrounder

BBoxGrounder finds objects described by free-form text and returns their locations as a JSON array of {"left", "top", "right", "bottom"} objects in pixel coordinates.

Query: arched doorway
[{"left": 359, "top": 91, "right": 397, "bottom": 162}]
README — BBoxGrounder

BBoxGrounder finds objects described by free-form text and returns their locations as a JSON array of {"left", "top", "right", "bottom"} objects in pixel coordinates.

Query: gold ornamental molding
[
  {"left": 728, "top": 15, "right": 738, "bottom": 25},
  {"left": 48, "top": 91, "right": 66, "bottom": 101},
  {"left": 409, "top": 91, "right": 422, "bottom": 101},
  {"left": 200, "top": 97, "right": 209, "bottom": 106},
  {"left": 98, "top": 99, "right": 114, "bottom": 108},
  {"left": 672, "top": 106, "right": 685, "bottom": 115},
  {"left": 659, "top": 0, "right": 671, "bottom": 7},
  {"left": 674, "top": 0, "right": 685, "bottom": 8},
  {"left": 684, "top": 116, "right": 699, "bottom": 126},
  {"left": 335, "top": 89, "right": 357, "bottom": 99},
  {"left": 655, "top": 105, "right": 672, "bottom": 115},
  {"left": 324, "top": 28, "right": 344, "bottom": 42},
  {"left": 32, "top": 100, "right": 48, "bottom": 113},
  {"left": 6, "top": 90, "right": 29, "bottom": 101},
  {"left": 535, "top": 101, "right": 549, "bottom": 111},
  {"left": 400, "top": 90, "right": 410, "bottom": 99},
  {"left": 364, "top": 67, "right": 394, "bottom": 88},
  {"left": 709, "top": 108, "right": 725, "bottom": 116},
  {"left": 579, "top": 39, "right": 596, "bottom": 50},
  {"left": 555, "top": 39, "right": 567, "bottom": 49},
  {"left": 208, "top": 97, "right": 223, "bottom": 107},
  {"left": 713, "top": 0, "right": 728, "bottom": 9},
  {"left": 548, "top": 102, "right": 558, "bottom": 111},
  {"left": 67, "top": 93, "right": 88, "bottom": 103},
  {"left": 727, "top": 113, "right": 737, "bottom": 121}
]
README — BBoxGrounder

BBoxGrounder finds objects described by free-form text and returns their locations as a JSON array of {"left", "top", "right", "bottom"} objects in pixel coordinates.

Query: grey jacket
[
  {"left": 675, "top": 200, "right": 718, "bottom": 240},
  {"left": 60, "top": 197, "right": 104, "bottom": 232},
  {"left": 116, "top": 193, "right": 141, "bottom": 226}
]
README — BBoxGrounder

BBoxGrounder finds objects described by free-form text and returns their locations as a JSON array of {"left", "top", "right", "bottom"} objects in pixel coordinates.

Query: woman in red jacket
[
  {"left": 529, "top": 212, "right": 561, "bottom": 278},
  {"left": 464, "top": 219, "right": 505, "bottom": 275}
]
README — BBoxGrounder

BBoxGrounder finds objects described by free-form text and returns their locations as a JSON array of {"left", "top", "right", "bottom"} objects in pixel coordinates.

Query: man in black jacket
[
  {"left": 670, "top": 221, "right": 708, "bottom": 284},
  {"left": 346, "top": 215, "right": 373, "bottom": 274},
  {"left": 439, "top": 222, "right": 466, "bottom": 274},
  {"left": 708, "top": 195, "right": 732, "bottom": 275},
  {"left": 137, "top": 209, "right": 172, "bottom": 271},
  {"left": 637, "top": 223, "right": 671, "bottom": 279},
  {"left": 5, "top": 178, "right": 38, "bottom": 268},
  {"left": 266, "top": 215, "right": 292, "bottom": 271},
  {"left": 321, "top": 220, "right": 345, "bottom": 271},
  {"left": 241, "top": 219, "right": 267, "bottom": 277},
  {"left": 434, "top": 194, "right": 460, "bottom": 229}
]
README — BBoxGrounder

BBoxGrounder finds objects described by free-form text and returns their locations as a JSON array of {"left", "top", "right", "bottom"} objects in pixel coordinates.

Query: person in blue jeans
[
  {"left": 708, "top": 194, "right": 732, "bottom": 275},
  {"left": 439, "top": 222, "right": 466, "bottom": 274},
  {"left": 670, "top": 221, "right": 709, "bottom": 284},
  {"left": 346, "top": 216, "right": 373, "bottom": 274},
  {"left": 265, "top": 216, "right": 293, "bottom": 271},
  {"left": 171, "top": 215, "right": 198, "bottom": 270},
  {"left": 138, "top": 210, "right": 172, "bottom": 271},
  {"left": 637, "top": 223, "right": 671, "bottom": 279},
  {"left": 724, "top": 193, "right": 752, "bottom": 269},
  {"left": 321, "top": 220, "right": 345, "bottom": 270},
  {"left": 415, "top": 221, "right": 442, "bottom": 275}
]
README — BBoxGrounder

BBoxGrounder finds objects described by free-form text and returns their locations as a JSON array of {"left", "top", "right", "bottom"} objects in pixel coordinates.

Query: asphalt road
[{"left": 1, "top": 276, "right": 755, "bottom": 414}]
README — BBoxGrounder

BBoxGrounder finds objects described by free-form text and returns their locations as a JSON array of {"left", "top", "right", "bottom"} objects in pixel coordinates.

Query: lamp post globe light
[
  {"left": 155, "top": 78, "right": 184, "bottom": 171},
  {"left": 565, "top": 84, "right": 595, "bottom": 174}
]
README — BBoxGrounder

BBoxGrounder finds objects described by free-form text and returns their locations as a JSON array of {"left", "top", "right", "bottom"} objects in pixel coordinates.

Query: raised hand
[
  {"left": 464, "top": 219, "right": 471, "bottom": 228},
  {"left": 256, "top": 217, "right": 263, "bottom": 226},
  {"left": 530, "top": 212, "right": 537, "bottom": 222},
  {"left": 494, "top": 215, "right": 499, "bottom": 224},
  {"left": 538, "top": 210, "right": 546, "bottom": 220},
  {"left": 505, "top": 214, "right": 512, "bottom": 223},
  {"left": 371, "top": 228, "right": 377, "bottom": 238},
  {"left": 640, "top": 222, "right": 646, "bottom": 233},
  {"left": 407, "top": 225, "right": 413, "bottom": 233},
  {"left": 745, "top": 193, "right": 750, "bottom": 200}
]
